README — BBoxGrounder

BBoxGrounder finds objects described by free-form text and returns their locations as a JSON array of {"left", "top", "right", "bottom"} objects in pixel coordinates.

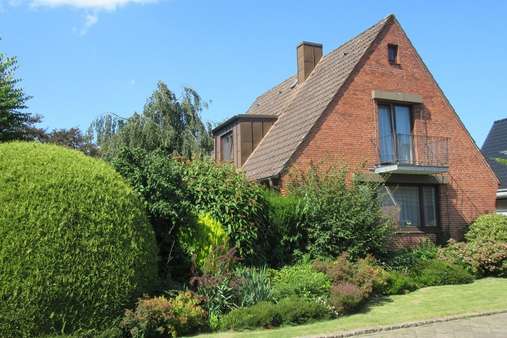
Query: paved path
[{"left": 356, "top": 312, "right": 507, "bottom": 338}]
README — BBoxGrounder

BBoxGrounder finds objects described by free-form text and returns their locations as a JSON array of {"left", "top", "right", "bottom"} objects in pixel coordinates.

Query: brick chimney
[{"left": 297, "top": 41, "right": 323, "bottom": 83}]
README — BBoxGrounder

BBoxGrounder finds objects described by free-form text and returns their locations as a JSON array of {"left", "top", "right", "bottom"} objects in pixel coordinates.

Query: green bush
[
  {"left": 233, "top": 266, "right": 273, "bottom": 307},
  {"left": 179, "top": 212, "right": 228, "bottom": 268},
  {"left": 111, "top": 148, "right": 194, "bottom": 280},
  {"left": 183, "top": 158, "right": 268, "bottom": 262},
  {"left": 438, "top": 240, "right": 507, "bottom": 277},
  {"left": 263, "top": 190, "right": 305, "bottom": 266},
  {"left": 466, "top": 214, "right": 507, "bottom": 243},
  {"left": 220, "top": 301, "right": 281, "bottom": 330},
  {"left": 120, "top": 291, "right": 207, "bottom": 338},
  {"left": 287, "top": 164, "right": 393, "bottom": 259},
  {"left": 0, "top": 142, "right": 158, "bottom": 336},
  {"left": 413, "top": 259, "right": 474, "bottom": 287},
  {"left": 220, "top": 297, "right": 331, "bottom": 331},
  {"left": 385, "top": 271, "right": 418, "bottom": 295},
  {"left": 272, "top": 263, "right": 331, "bottom": 301},
  {"left": 382, "top": 240, "right": 438, "bottom": 273},
  {"left": 276, "top": 297, "right": 332, "bottom": 325}
]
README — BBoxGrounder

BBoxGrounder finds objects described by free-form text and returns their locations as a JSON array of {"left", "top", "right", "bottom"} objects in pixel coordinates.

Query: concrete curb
[{"left": 301, "top": 309, "right": 507, "bottom": 338}]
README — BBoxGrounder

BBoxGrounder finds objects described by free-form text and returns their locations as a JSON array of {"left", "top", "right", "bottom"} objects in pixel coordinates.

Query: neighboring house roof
[
  {"left": 242, "top": 15, "right": 392, "bottom": 180},
  {"left": 482, "top": 118, "right": 507, "bottom": 189}
]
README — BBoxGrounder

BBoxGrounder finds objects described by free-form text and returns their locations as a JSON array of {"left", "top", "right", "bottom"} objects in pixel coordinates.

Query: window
[
  {"left": 221, "top": 131, "right": 233, "bottom": 162},
  {"left": 388, "top": 44, "right": 399, "bottom": 64},
  {"left": 382, "top": 184, "right": 438, "bottom": 227},
  {"left": 378, "top": 104, "right": 413, "bottom": 164}
]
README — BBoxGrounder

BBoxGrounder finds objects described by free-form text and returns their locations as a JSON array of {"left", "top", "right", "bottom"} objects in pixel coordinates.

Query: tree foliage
[
  {"left": 90, "top": 82, "right": 213, "bottom": 159},
  {"left": 0, "top": 51, "right": 43, "bottom": 142},
  {"left": 43, "top": 127, "right": 99, "bottom": 156}
]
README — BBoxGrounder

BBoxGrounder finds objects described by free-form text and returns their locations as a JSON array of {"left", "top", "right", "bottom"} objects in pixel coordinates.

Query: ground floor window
[{"left": 382, "top": 184, "right": 438, "bottom": 227}]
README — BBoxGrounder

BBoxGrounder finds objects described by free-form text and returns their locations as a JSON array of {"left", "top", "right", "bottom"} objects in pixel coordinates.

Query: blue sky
[{"left": 1, "top": 0, "right": 506, "bottom": 146}]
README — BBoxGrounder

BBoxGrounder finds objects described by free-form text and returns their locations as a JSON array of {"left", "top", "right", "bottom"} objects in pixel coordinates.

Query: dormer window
[{"left": 388, "top": 44, "right": 399, "bottom": 64}]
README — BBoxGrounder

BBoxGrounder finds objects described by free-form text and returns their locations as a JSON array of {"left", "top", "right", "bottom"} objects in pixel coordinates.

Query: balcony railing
[{"left": 376, "top": 133, "right": 449, "bottom": 168}]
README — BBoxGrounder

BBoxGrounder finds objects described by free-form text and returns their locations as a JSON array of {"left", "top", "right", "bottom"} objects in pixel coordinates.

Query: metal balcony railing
[{"left": 377, "top": 133, "right": 449, "bottom": 167}]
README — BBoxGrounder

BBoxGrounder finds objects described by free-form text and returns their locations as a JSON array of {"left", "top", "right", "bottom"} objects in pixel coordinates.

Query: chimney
[{"left": 297, "top": 41, "right": 323, "bottom": 83}]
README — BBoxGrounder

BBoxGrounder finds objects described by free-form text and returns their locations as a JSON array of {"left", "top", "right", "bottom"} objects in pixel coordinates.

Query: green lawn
[{"left": 198, "top": 278, "right": 507, "bottom": 338}]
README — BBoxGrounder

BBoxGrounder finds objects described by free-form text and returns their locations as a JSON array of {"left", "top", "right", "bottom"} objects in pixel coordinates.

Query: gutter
[{"left": 497, "top": 188, "right": 507, "bottom": 199}]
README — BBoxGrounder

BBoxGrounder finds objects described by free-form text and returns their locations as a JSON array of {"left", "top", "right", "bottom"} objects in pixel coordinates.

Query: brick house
[
  {"left": 482, "top": 118, "right": 507, "bottom": 215},
  {"left": 212, "top": 15, "right": 498, "bottom": 244}
]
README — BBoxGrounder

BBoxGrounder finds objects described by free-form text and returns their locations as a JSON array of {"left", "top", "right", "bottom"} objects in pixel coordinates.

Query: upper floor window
[
  {"left": 388, "top": 44, "right": 399, "bottom": 64},
  {"left": 221, "top": 131, "right": 234, "bottom": 162},
  {"left": 378, "top": 104, "right": 412, "bottom": 164}
]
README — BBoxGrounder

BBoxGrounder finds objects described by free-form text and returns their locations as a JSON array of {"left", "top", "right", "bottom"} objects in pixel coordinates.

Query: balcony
[{"left": 374, "top": 134, "right": 449, "bottom": 175}]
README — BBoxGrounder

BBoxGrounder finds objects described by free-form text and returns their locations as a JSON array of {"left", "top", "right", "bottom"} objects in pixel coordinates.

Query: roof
[
  {"left": 482, "top": 118, "right": 507, "bottom": 189},
  {"left": 242, "top": 15, "right": 393, "bottom": 180}
]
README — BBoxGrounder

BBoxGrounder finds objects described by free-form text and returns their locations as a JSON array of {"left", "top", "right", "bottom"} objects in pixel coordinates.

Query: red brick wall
[{"left": 281, "top": 20, "right": 498, "bottom": 242}]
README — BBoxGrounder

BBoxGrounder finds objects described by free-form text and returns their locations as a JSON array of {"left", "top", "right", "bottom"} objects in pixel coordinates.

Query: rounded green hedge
[
  {"left": 0, "top": 142, "right": 158, "bottom": 337},
  {"left": 466, "top": 213, "right": 507, "bottom": 243}
]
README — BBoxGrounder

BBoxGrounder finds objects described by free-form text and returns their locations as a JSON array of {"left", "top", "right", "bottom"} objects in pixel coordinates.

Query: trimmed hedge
[
  {"left": 220, "top": 297, "right": 331, "bottom": 330},
  {"left": 0, "top": 142, "right": 158, "bottom": 336}
]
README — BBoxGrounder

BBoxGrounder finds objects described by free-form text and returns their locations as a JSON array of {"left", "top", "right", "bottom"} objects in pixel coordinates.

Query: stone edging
[{"left": 302, "top": 309, "right": 507, "bottom": 338}]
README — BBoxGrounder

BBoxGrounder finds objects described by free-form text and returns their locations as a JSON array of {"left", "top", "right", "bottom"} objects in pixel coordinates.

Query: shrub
[
  {"left": 220, "top": 298, "right": 331, "bottom": 330},
  {"left": 179, "top": 213, "right": 228, "bottom": 269},
  {"left": 438, "top": 240, "right": 507, "bottom": 277},
  {"left": 313, "top": 253, "right": 387, "bottom": 297},
  {"left": 120, "top": 291, "right": 207, "bottom": 338},
  {"left": 233, "top": 266, "right": 273, "bottom": 307},
  {"left": 382, "top": 240, "right": 438, "bottom": 273},
  {"left": 466, "top": 214, "right": 507, "bottom": 243},
  {"left": 385, "top": 271, "right": 418, "bottom": 295},
  {"left": 413, "top": 259, "right": 474, "bottom": 287},
  {"left": 287, "top": 164, "right": 393, "bottom": 259},
  {"left": 183, "top": 158, "right": 268, "bottom": 262},
  {"left": 110, "top": 148, "right": 194, "bottom": 280},
  {"left": 329, "top": 282, "right": 365, "bottom": 314},
  {"left": 271, "top": 263, "right": 331, "bottom": 301},
  {"left": 220, "top": 301, "right": 281, "bottom": 330},
  {"left": 263, "top": 190, "right": 305, "bottom": 266},
  {"left": 191, "top": 246, "right": 240, "bottom": 319},
  {"left": 276, "top": 297, "right": 332, "bottom": 325},
  {"left": 0, "top": 142, "right": 158, "bottom": 336},
  {"left": 121, "top": 296, "right": 177, "bottom": 338},
  {"left": 169, "top": 291, "right": 208, "bottom": 335}
]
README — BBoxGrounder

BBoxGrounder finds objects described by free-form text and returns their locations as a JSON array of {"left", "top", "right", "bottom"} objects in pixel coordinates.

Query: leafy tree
[
  {"left": 90, "top": 82, "right": 213, "bottom": 159},
  {"left": 0, "top": 51, "right": 44, "bottom": 141},
  {"left": 43, "top": 127, "right": 99, "bottom": 156}
]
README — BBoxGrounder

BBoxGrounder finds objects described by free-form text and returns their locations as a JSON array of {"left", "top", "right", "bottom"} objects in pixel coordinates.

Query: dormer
[{"left": 212, "top": 114, "right": 277, "bottom": 167}]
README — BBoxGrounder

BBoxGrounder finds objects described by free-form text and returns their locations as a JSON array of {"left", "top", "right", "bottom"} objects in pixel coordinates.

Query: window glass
[
  {"left": 378, "top": 105, "right": 394, "bottom": 163},
  {"left": 221, "top": 132, "right": 233, "bottom": 161},
  {"left": 382, "top": 184, "right": 438, "bottom": 227},
  {"left": 391, "top": 185, "right": 420, "bottom": 227},
  {"left": 423, "top": 186, "right": 437, "bottom": 226},
  {"left": 388, "top": 44, "right": 398, "bottom": 64}
]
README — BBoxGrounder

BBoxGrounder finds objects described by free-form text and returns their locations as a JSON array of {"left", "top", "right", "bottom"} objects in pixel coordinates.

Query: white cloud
[
  {"left": 30, "top": 0, "right": 157, "bottom": 11},
  {"left": 80, "top": 12, "right": 97, "bottom": 35}
]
